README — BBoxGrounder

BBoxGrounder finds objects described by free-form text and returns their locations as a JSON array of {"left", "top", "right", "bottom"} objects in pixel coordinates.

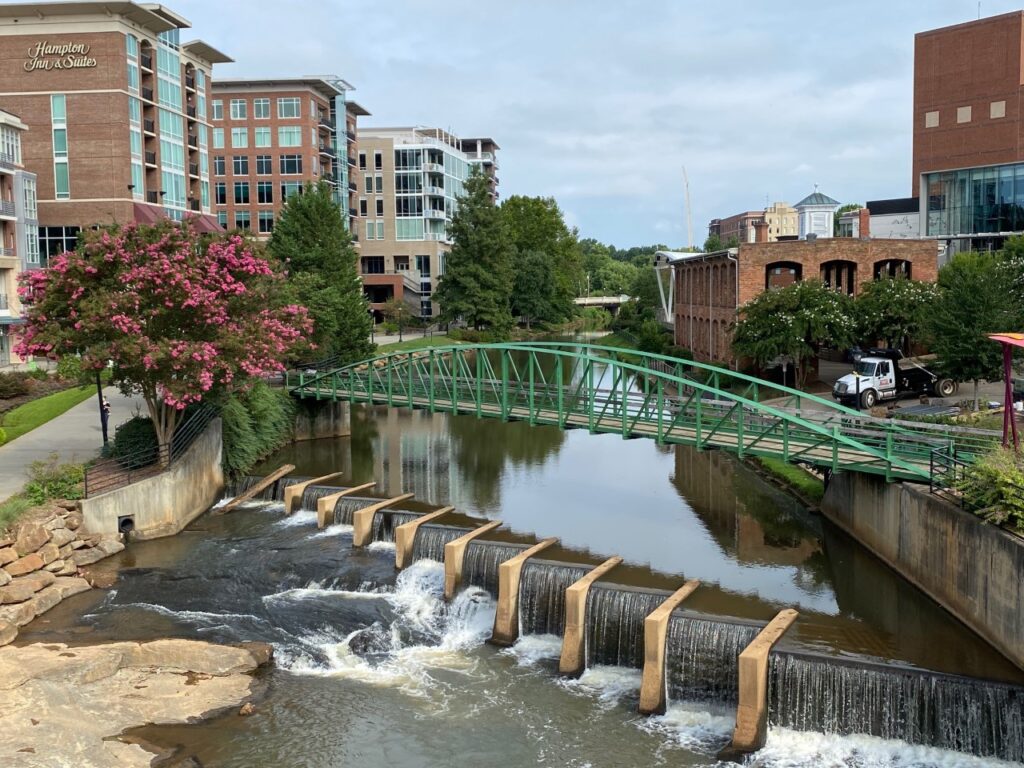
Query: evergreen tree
[
  {"left": 435, "top": 169, "right": 513, "bottom": 331},
  {"left": 268, "top": 181, "right": 373, "bottom": 363}
]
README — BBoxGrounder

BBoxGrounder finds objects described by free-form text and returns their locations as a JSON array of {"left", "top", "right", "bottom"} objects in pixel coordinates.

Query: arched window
[
  {"left": 874, "top": 259, "right": 912, "bottom": 280},
  {"left": 765, "top": 261, "right": 802, "bottom": 290},
  {"left": 820, "top": 259, "right": 857, "bottom": 295}
]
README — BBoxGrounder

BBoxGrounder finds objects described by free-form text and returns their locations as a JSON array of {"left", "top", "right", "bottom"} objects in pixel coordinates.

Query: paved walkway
[{"left": 0, "top": 387, "right": 146, "bottom": 502}]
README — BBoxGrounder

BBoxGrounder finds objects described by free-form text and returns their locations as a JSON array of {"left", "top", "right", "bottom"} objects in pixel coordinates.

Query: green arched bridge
[{"left": 286, "top": 342, "right": 996, "bottom": 484}]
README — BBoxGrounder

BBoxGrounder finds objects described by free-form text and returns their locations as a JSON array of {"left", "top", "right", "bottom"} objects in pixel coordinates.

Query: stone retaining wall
[{"left": 0, "top": 504, "right": 124, "bottom": 647}]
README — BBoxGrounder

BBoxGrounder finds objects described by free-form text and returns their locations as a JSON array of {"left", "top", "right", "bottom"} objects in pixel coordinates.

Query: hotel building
[
  {"left": 355, "top": 127, "right": 499, "bottom": 319},
  {"left": 0, "top": 2, "right": 230, "bottom": 259},
  {"left": 0, "top": 109, "right": 38, "bottom": 367},
  {"left": 210, "top": 77, "right": 368, "bottom": 238}
]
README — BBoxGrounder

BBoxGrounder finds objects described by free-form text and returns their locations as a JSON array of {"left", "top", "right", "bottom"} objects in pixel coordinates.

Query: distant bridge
[{"left": 287, "top": 342, "right": 996, "bottom": 484}]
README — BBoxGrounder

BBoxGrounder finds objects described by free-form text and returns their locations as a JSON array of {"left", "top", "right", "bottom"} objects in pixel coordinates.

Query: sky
[{"left": 172, "top": 0, "right": 1020, "bottom": 248}]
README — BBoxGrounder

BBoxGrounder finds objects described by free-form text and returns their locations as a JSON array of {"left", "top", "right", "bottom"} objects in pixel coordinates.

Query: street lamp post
[{"left": 368, "top": 308, "right": 375, "bottom": 344}]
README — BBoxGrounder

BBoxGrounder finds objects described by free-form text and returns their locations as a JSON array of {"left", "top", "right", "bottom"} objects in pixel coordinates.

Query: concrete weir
[
  {"left": 559, "top": 556, "right": 623, "bottom": 677},
  {"left": 443, "top": 521, "right": 503, "bottom": 601},
  {"left": 283, "top": 472, "right": 344, "bottom": 516},
  {"left": 394, "top": 507, "right": 454, "bottom": 569},
  {"left": 352, "top": 493, "right": 415, "bottom": 547},
  {"left": 720, "top": 608, "right": 799, "bottom": 761},
  {"left": 217, "top": 464, "right": 295, "bottom": 514},
  {"left": 637, "top": 579, "right": 701, "bottom": 715},
  {"left": 490, "top": 538, "right": 558, "bottom": 646},
  {"left": 315, "top": 482, "right": 376, "bottom": 529}
]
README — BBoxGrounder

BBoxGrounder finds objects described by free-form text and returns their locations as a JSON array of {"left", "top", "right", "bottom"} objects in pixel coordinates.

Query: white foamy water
[
  {"left": 558, "top": 665, "right": 642, "bottom": 708},
  {"left": 275, "top": 510, "right": 317, "bottom": 527},
  {"left": 311, "top": 523, "right": 354, "bottom": 538},
  {"left": 367, "top": 541, "right": 396, "bottom": 552},
  {"left": 502, "top": 634, "right": 563, "bottom": 667},
  {"left": 637, "top": 701, "right": 735, "bottom": 753}
]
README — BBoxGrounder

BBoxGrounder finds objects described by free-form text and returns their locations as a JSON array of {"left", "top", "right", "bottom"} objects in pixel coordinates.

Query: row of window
[
  {"left": 212, "top": 97, "right": 316, "bottom": 122},
  {"left": 212, "top": 126, "right": 315, "bottom": 149},
  {"left": 214, "top": 181, "right": 304, "bottom": 205},
  {"left": 216, "top": 209, "right": 275, "bottom": 233},
  {"left": 50, "top": 95, "right": 69, "bottom": 199},
  {"left": 924, "top": 100, "right": 1006, "bottom": 128},
  {"left": 359, "top": 197, "right": 386, "bottom": 217},
  {"left": 211, "top": 154, "right": 304, "bottom": 175}
]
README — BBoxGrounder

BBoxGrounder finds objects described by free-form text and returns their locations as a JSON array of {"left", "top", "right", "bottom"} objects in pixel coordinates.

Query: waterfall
[
  {"left": 372, "top": 511, "right": 421, "bottom": 543},
  {"left": 585, "top": 585, "right": 666, "bottom": 669},
  {"left": 768, "top": 650, "right": 1024, "bottom": 762},
  {"left": 300, "top": 484, "right": 347, "bottom": 511},
  {"left": 412, "top": 525, "right": 471, "bottom": 563},
  {"left": 461, "top": 541, "right": 531, "bottom": 596},
  {"left": 329, "top": 497, "right": 371, "bottom": 526},
  {"left": 518, "top": 561, "right": 591, "bottom": 636},
  {"left": 665, "top": 614, "right": 759, "bottom": 704},
  {"left": 224, "top": 475, "right": 308, "bottom": 501}
]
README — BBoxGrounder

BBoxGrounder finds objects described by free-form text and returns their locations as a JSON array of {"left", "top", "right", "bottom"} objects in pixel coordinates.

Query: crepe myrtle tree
[{"left": 16, "top": 220, "right": 312, "bottom": 449}]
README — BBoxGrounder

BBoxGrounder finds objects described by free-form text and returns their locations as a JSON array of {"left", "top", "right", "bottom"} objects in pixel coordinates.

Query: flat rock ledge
[{"left": 0, "top": 638, "right": 271, "bottom": 768}]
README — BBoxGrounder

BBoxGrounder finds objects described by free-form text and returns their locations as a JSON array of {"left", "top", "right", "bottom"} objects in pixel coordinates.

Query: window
[
  {"left": 54, "top": 163, "right": 70, "bottom": 199},
  {"left": 257, "top": 181, "right": 273, "bottom": 204},
  {"left": 358, "top": 152, "right": 366, "bottom": 170},
  {"left": 362, "top": 256, "right": 385, "bottom": 273},
  {"left": 126, "top": 34, "right": 138, "bottom": 57},
  {"left": 52, "top": 128, "right": 68, "bottom": 158},
  {"left": 254, "top": 127, "right": 271, "bottom": 147},
  {"left": 230, "top": 99, "right": 247, "bottom": 120},
  {"left": 280, "top": 154, "right": 302, "bottom": 174},
  {"left": 234, "top": 181, "right": 249, "bottom": 204},
  {"left": 233, "top": 155, "right": 249, "bottom": 175},
  {"left": 375, "top": 174, "right": 383, "bottom": 193},
  {"left": 365, "top": 221, "right": 375, "bottom": 241},
  {"left": 212, "top": 128, "right": 224, "bottom": 149},
  {"left": 23, "top": 177, "right": 37, "bottom": 219},
  {"left": 374, "top": 151, "right": 382, "bottom": 170},
  {"left": 278, "top": 126, "right": 301, "bottom": 147},
  {"left": 364, "top": 174, "right": 373, "bottom": 193},
  {"left": 253, "top": 98, "right": 270, "bottom": 119},
  {"left": 359, "top": 198, "right": 367, "bottom": 216},
  {"left": 234, "top": 210, "right": 251, "bottom": 230},
  {"left": 256, "top": 155, "right": 272, "bottom": 175},
  {"left": 211, "top": 100, "right": 223, "bottom": 121},
  {"left": 217, "top": 211, "right": 227, "bottom": 227},
  {"left": 281, "top": 181, "right": 302, "bottom": 200},
  {"left": 230, "top": 128, "right": 248, "bottom": 148},
  {"left": 310, "top": 98, "right": 317, "bottom": 118},
  {"left": 51, "top": 94, "right": 67, "bottom": 123},
  {"left": 277, "top": 97, "right": 300, "bottom": 118},
  {"left": 258, "top": 210, "right": 273, "bottom": 233},
  {"left": 925, "top": 111, "right": 939, "bottom": 128},
  {"left": 991, "top": 100, "right": 1006, "bottom": 119},
  {"left": 376, "top": 198, "right": 384, "bottom": 216},
  {"left": 214, "top": 182, "right": 226, "bottom": 205},
  {"left": 376, "top": 221, "right": 384, "bottom": 239},
  {"left": 213, "top": 156, "right": 225, "bottom": 176},
  {"left": 395, "top": 256, "right": 409, "bottom": 271},
  {"left": 956, "top": 105, "right": 972, "bottom": 124},
  {"left": 416, "top": 255, "right": 431, "bottom": 276}
]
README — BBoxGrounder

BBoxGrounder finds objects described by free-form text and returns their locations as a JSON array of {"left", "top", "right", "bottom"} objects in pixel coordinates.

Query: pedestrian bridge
[{"left": 286, "top": 342, "right": 996, "bottom": 484}]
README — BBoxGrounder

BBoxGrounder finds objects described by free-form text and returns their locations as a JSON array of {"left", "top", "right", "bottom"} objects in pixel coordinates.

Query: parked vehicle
[{"left": 832, "top": 348, "right": 957, "bottom": 409}]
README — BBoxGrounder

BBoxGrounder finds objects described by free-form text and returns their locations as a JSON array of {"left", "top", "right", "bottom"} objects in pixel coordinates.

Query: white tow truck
[{"left": 832, "top": 348, "right": 958, "bottom": 409}]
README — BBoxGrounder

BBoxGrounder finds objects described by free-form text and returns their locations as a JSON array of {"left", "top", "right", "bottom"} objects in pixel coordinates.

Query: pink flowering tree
[{"left": 16, "top": 220, "right": 312, "bottom": 448}]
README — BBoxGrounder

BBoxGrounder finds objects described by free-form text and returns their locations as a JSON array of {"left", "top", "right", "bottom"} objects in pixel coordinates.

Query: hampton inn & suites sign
[{"left": 24, "top": 41, "right": 97, "bottom": 72}]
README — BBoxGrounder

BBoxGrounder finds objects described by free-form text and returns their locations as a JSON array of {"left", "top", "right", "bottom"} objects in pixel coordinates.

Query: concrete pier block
[
  {"left": 315, "top": 482, "right": 376, "bottom": 529},
  {"left": 218, "top": 464, "right": 295, "bottom": 514},
  {"left": 719, "top": 608, "right": 799, "bottom": 762},
  {"left": 394, "top": 507, "right": 454, "bottom": 569},
  {"left": 638, "top": 579, "right": 701, "bottom": 715},
  {"left": 558, "top": 556, "right": 622, "bottom": 677},
  {"left": 352, "top": 494, "right": 415, "bottom": 547},
  {"left": 283, "top": 472, "right": 344, "bottom": 516},
  {"left": 443, "top": 521, "right": 502, "bottom": 601},
  {"left": 490, "top": 537, "right": 557, "bottom": 646}
]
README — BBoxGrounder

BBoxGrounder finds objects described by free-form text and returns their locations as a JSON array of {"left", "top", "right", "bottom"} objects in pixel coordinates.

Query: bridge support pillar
[
  {"left": 559, "top": 556, "right": 622, "bottom": 677},
  {"left": 443, "top": 521, "right": 502, "bottom": 601},
  {"left": 490, "top": 538, "right": 557, "bottom": 646},
  {"left": 638, "top": 579, "right": 700, "bottom": 715}
]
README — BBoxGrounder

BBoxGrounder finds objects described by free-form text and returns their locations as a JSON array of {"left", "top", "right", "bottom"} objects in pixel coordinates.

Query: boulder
[
  {"left": 43, "top": 516, "right": 66, "bottom": 531},
  {"left": 0, "top": 569, "right": 9, "bottom": 587},
  {"left": 13, "top": 524, "right": 50, "bottom": 557},
  {"left": 97, "top": 538, "right": 125, "bottom": 557},
  {"left": 0, "top": 600, "right": 36, "bottom": 627},
  {"left": 0, "top": 620, "right": 15, "bottom": 646},
  {"left": 37, "top": 542, "right": 60, "bottom": 565},
  {"left": 0, "top": 547, "right": 17, "bottom": 566},
  {"left": 0, "top": 534, "right": 13, "bottom": 548},
  {"left": 236, "top": 641, "right": 274, "bottom": 667},
  {"left": 45, "top": 559, "right": 66, "bottom": 573},
  {"left": 52, "top": 577, "right": 91, "bottom": 599},
  {"left": 0, "top": 580, "right": 38, "bottom": 604},
  {"left": 49, "top": 528, "right": 77, "bottom": 549},
  {"left": 30, "top": 585, "right": 64, "bottom": 617},
  {"left": 56, "top": 499, "right": 78, "bottom": 511},
  {"left": 54, "top": 560, "right": 78, "bottom": 577},
  {"left": 14, "top": 570, "right": 55, "bottom": 593},
  {"left": 58, "top": 544, "right": 73, "bottom": 559},
  {"left": 71, "top": 548, "right": 106, "bottom": 567},
  {"left": 238, "top": 702, "right": 255, "bottom": 716},
  {"left": 68, "top": 539, "right": 87, "bottom": 550},
  {"left": 126, "top": 639, "right": 261, "bottom": 676},
  {"left": 4, "top": 553, "right": 44, "bottom": 577},
  {"left": 64, "top": 512, "right": 82, "bottom": 530}
]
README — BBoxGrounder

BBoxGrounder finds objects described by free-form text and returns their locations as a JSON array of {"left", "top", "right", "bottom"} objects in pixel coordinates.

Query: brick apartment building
[
  {"left": 0, "top": 109, "right": 37, "bottom": 367},
  {"left": 210, "top": 77, "right": 367, "bottom": 238},
  {"left": 665, "top": 239, "right": 939, "bottom": 365},
  {"left": 0, "top": 2, "right": 230, "bottom": 258}
]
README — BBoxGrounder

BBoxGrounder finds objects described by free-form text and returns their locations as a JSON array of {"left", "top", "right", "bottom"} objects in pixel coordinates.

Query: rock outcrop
[{"left": 0, "top": 639, "right": 271, "bottom": 767}]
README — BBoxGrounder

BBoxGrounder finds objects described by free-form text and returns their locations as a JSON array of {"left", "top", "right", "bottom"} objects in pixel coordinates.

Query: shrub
[
  {"left": 57, "top": 355, "right": 86, "bottom": 383},
  {"left": 448, "top": 328, "right": 504, "bottom": 343},
  {"left": 957, "top": 448, "right": 1024, "bottom": 533},
  {"left": 26, "top": 367, "right": 49, "bottom": 382},
  {"left": 637, "top": 320, "right": 670, "bottom": 356},
  {"left": 0, "top": 372, "right": 30, "bottom": 399},
  {"left": 0, "top": 495, "right": 33, "bottom": 533},
  {"left": 383, "top": 321, "right": 399, "bottom": 334},
  {"left": 0, "top": 427, "right": 5, "bottom": 445},
  {"left": 23, "top": 454, "right": 84, "bottom": 504},
  {"left": 220, "top": 396, "right": 260, "bottom": 476},
  {"left": 110, "top": 416, "right": 159, "bottom": 469}
]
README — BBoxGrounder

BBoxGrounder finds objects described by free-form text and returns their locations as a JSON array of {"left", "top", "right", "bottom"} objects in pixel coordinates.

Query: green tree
[
  {"left": 269, "top": 181, "right": 373, "bottom": 364},
  {"left": 382, "top": 298, "right": 413, "bottom": 341},
  {"left": 513, "top": 250, "right": 556, "bottom": 329},
  {"left": 703, "top": 233, "right": 724, "bottom": 252},
  {"left": 834, "top": 203, "right": 862, "bottom": 236},
  {"left": 929, "top": 251, "right": 1018, "bottom": 410},
  {"left": 853, "top": 277, "right": 940, "bottom": 350},
  {"left": 731, "top": 280, "right": 854, "bottom": 387},
  {"left": 435, "top": 169, "right": 514, "bottom": 331},
  {"left": 725, "top": 235, "right": 741, "bottom": 249},
  {"left": 999, "top": 235, "right": 1024, "bottom": 325},
  {"left": 501, "top": 195, "right": 583, "bottom": 321}
]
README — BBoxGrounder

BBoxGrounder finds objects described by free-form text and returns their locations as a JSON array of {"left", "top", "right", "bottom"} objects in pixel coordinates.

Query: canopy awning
[{"left": 988, "top": 332, "right": 1024, "bottom": 349}]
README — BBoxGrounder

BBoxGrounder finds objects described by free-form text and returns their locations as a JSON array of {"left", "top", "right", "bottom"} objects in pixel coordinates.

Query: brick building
[
  {"left": 0, "top": 109, "right": 37, "bottom": 367},
  {"left": 0, "top": 2, "right": 230, "bottom": 258},
  {"left": 665, "top": 239, "right": 939, "bottom": 365}
]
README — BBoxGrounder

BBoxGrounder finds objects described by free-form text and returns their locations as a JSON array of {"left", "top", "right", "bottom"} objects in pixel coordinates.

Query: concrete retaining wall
[
  {"left": 294, "top": 401, "right": 350, "bottom": 441},
  {"left": 821, "top": 473, "right": 1024, "bottom": 670},
  {"left": 80, "top": 419, "right": 224, "bottom": 541}
]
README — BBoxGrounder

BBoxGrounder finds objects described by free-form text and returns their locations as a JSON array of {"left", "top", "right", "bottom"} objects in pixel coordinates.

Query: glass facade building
[{"left": 925, "top": 163, "right": 1024, "bottom": 237}]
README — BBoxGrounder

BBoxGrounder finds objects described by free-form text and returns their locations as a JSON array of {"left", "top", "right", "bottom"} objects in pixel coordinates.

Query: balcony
[
  {"left": 186, "top": 105, "right": 197, "bottom": 120},
  {"left": 146, "top": 191, "right": 159, "bottom": 203},
  {"left": 425, "top": 232, "right": 445, "bottom": 242},
  {"left": 144, "top": 151, "right": 157, "bottom": 167},
  {"left": 347, "top": 155, "right": 356, "bottom": 167},
  {"left": 140, "top": 53, "right": 152, "bottom": 71},
  {"left": 187, "top": 134, "right": 198, "bottom": 149},
  {"left": 189, "top": 199, "right": 200, "bottom": 211},
  {"left": 0, "top": 154, "right": 15, "bottom": 172},
  {"left": 0, "top": 200, "right": 16, "bottom": 219},
  {"left": 423, "top": 162, "right": 443, "bottom": 173},
  {"left": 319, "top": 116, "right": 334, "bottom": 131},
  {"left": 318, "top": 143, "right": 335, "bottom": 157},
  {"left": 346, "top": 129, "right": 356, "bottom": 141},
  {"left": 185, "top": 74, "right": 195, "bottom": 91},
  {"left": 189, "top": 162, "right": 199, "bottom": 177},
  {"left": 141, "top": 86, "right": 154, "bottom": 102},
  {"left": 425, "top": 184, "right": 444, "bottom": 196},
  {"left": 348, "top": 180, "right": 357, "bottom": 192},
  {"left": 425, "top": 208, "right": 446, "bottom": 220},
  {"left": 349, "top": 207, "right": 358, "bottom": 217},
  {"left": 143, "top": 118, "right": 155, "bottom": 135}
]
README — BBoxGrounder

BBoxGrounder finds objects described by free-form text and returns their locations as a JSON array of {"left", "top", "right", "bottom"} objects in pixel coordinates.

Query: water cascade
[
  {"left": 225, "top": 474, "right": 308, "bottom": 502},
  {"left": 768, "top": 650, "right": 1024, "bottom": 762},
  {"left": 460, "top": 541, "right": 531, "bottom": 596},
  {"left": 585, "top": 585, "right": 667, "bottom": 669},
  {"left": 371, "top": 510, "right": 421, "bottom": 543},
  {"left": 300, "top": 484, "right": 348, "bottom": 511},
  {"left": 411, "top": 524, "right": 472, "bottom": 563},
  {"left": 665, "top": 613, "right": 759, "bottom": 704},
  {"left": 518, "top": 560, "right": 591, "bottom": 636}
]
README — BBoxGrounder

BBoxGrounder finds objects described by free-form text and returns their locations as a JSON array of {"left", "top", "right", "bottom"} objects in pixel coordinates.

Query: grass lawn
[
  {"left": 0, "top": 385, "right": 97, "bottom": 445},
  {"left": 376, "top": 335, "right": 464, "bottom": 353},
  {"left": 754, "top": 456, "right": 825, "bottom": 503}
]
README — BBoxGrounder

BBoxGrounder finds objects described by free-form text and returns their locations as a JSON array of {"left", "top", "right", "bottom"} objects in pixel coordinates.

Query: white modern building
[{"left": 795, "top": 188, "right": 840, "bottom": 240}]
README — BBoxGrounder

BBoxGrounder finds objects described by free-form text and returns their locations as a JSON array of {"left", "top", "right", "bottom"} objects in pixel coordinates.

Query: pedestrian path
[{"left": 0, "top": 387, "right": 146, "bottom": 502}]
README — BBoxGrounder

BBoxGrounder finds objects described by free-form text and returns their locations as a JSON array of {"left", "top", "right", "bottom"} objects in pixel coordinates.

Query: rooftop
[
  {"left": 0, "top": 2, "right": 190, "bottom": 32},
  {"left": 212, "top": 77, "right": 346, "bottom": 100},
  {"left": 795, "top": 190, "right": 840, "bottom": 208}
]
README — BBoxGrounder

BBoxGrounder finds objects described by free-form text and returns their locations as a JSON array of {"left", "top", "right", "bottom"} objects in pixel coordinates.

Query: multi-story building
[
  {"left": 0, "top": 109, "right": 38, "bottom": 367},
  {"left": 762, "top": 202, "right": 798, "bottom": 241},
  {"left": 459, "top": 137, "right": 500, "bottom": 201},
  {"left": 915, "top": 11, "right": 1024, "bottom": 252},
  {"left": 0, "top": 1, "right": 230, "bottom": 259},
  {"left": 210, "top": 77, "right": 367, "bottom": 238},
  {"left": 794, "top": 189, "right": 840, "bottom": 239},
  {"left": 708, "top": 211, "right": 763, "bottom": 245},
  {"left": 355, "top": 127, "right": 498, "bottom": 320}
]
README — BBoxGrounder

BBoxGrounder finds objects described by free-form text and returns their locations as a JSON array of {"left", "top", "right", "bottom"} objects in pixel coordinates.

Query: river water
[{"left": 20, "top": 398, "right": 1024, "bottom": 766}]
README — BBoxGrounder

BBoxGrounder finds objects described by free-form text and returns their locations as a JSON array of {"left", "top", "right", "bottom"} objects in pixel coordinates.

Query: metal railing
[
  {"left": 84, "top": 406, "right": 216, "bottom": 498},
  {"left": 0, "top": 200, "right": 15, "bottom": 217}
]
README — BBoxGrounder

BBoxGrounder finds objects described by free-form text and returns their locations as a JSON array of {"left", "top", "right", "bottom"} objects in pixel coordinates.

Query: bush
[
  {"left": 25, "top": 367, "right": 48, "bottom": 382},
  {"left": 957, "top": 448, "right": 1024, "bottom": 533},
  {"left": 448, "top": 328, "right": 504, "bottom": 343},
  {"left": 0, "top": 372, "right": 31, "bottom": 399},
  {"left": 0, "top": 496, "right": 33, "bottom": 533},
  {"left": 110, "top": 416, "right": 159, "bottom": 469},
  {"left": 219, "top": 381, "right": 295, "bottom": 475},
  {"left": 57, "top": 355, "right": 86, "bottom": 383},
  {"left": 0, "top": 427, "right": 5, "bottom": 445},
  {"left": 383, "top": 321, "right": 399, "bottom": 334},
  {"left": 23, "top": 454, "right": 84, "bottom": 505},
  {"left": 637, "top": 320, "right": 670, "bottom": 356}
]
